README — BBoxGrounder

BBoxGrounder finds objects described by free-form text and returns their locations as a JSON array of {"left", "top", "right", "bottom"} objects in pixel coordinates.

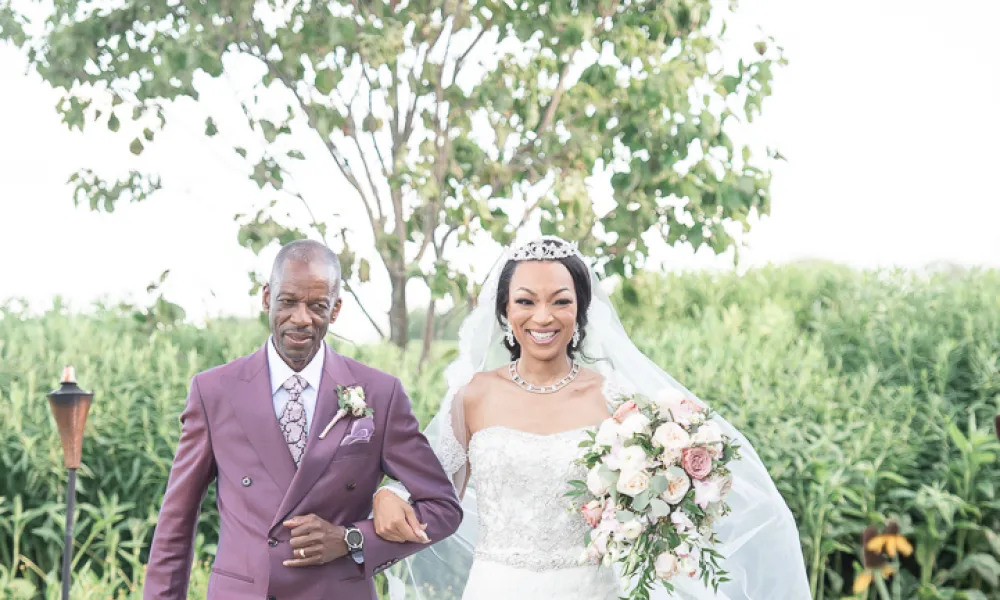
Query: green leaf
[
  {"left": 359, "top": 258, "right": 371, "bottom": 283},
  {"left": 205, "top": 117, "right": 218, "bottom": 137},
  {"left": 616, "top": 510, "right": 636, "bottom": 523},
  {"left": 953, "top": 553, "right": 1000, "bottom": 587},
  {"left": 362, "top": 114, "right": 380, "bottom": 133},
  {"left": 129, "top": 138, "right": 144, "bottom": 155},
  {"left": 287, "top": 150, "right": 305, "bottom": 160},
  {"left": 315, "top": 68, "right": 340, "bottom": 96},
  {"left": 599, "top": 465, "right": 618, "bottom": 486},
  {"left": 985, "top": 529, "right": 1000, "bottom": 556},
  {"left": 261, "top": 119, "right": 278, "bottom": 143},
  {"left": 649, "top": 499, "right": 671, "bottom": 519},
  {"left": 108, "top": 113, "right": 120, "bottom": 132},
  {"left": 650, "top": 476, "right": 668, "bottom": 496},
  {"left": 948, "top": 423, "right": 969, "bottom": 451},
  {"left": 632, "top": 491, "right": 652, "bottom": 512}
]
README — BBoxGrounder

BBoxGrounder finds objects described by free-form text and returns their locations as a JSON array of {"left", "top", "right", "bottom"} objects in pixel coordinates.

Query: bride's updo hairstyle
[{"left": 495, "top": 238, "right": 592, "bottom": 361}]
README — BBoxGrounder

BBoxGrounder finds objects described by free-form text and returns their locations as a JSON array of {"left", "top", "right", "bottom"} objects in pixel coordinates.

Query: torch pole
[
  {"left": 61, "top": 468, "right": 77, "bottom": 600},
  {"left": 47, "top": 365, "right": 93, "bottom": 600}
]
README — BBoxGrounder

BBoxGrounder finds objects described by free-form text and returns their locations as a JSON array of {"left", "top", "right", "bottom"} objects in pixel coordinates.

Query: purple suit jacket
[{"left": 143, "top": 344, "right": 462, "bottom": 599}]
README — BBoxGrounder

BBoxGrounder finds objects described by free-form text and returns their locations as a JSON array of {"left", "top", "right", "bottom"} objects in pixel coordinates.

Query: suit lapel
[
  {"left": 270, "top": 345, "right": 358, "bottom": 531},
  {"left": 227, "top": 347, "right": 296, "bottom": 494}
]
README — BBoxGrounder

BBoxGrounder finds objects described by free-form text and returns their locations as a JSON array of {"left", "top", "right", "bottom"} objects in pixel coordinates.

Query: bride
[{"left": 372, "top": 236, "right": 811, "bottom": 600}]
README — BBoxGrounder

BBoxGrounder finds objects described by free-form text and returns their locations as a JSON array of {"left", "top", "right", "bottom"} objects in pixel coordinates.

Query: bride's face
[{"left": 506, "top": 261, "right": 578, "bottom": 362}]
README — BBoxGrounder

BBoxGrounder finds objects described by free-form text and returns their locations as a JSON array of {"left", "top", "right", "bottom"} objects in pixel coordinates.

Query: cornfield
[{"left": 1, "top": 263, "right": 998, "bottom": 599}]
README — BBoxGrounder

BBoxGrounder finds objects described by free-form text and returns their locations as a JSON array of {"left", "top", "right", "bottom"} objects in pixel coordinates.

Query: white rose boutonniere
[
  {"left": 340, "top": 385, "right": 372, "bottom": 418},
  {"left": 319, "top": 385, "right": 373, "bottom": 439}
]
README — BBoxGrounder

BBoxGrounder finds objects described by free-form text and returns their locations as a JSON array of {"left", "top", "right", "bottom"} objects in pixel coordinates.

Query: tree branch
[
  {"left": 330, "top": 56, "right": 389, "bottom": 225},
  {"left": 362, "top": 70, "right": 391, "bottom": 180},
  {"left": 435, "top": 224, "right": 459, "bottom": 257},
  {"left": 534, "top": 53, "right": 575, "bottom": 139},
  {"left": 451, "top": 23, "right": 491, "bottom": 85},
  {"left": 500, "top": 50, "right": 578, "bottom": 184},
  {"left": 253, "top": 27, "right": 384, "bottom": 253},
  {"left": 410, "top": 15, "right": 459, "bottom": 272}
]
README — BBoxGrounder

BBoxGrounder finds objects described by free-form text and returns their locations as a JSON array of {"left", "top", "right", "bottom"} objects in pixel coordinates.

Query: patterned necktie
[{"left": 279, "top": 374, "right": 308, "bottom": 466}]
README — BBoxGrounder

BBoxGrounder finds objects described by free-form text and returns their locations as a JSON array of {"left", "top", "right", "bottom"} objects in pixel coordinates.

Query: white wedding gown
[
  {"left": 387, "top": 236, "right": 814, "bottom": 600},
  {"left": 461, "top": 425, "right": 621, "bottom": 599}
]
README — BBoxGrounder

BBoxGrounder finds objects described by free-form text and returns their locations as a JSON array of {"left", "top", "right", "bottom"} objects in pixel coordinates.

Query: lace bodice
[{"left": 467, "top": 425, "right": 594, "bottom": 571}]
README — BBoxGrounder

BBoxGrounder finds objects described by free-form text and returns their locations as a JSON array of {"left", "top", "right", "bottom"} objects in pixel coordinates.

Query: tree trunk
[
  {"left": 388, "top": 270, "right": 409, "bottom": 348},
  {"left": 418, "top": 296, "right": 437, "bottom": 373}
]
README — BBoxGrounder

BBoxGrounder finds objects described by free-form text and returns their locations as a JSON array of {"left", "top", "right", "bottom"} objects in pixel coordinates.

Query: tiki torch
[{"left": 47, "top": 365, "right": 94, "bottom": 600}]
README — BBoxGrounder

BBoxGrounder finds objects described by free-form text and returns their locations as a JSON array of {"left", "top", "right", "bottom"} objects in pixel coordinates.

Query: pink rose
[
  {"left": 613, "top": 400, "right": 638, "bottom": 424},
  {"left": 671, "top": 510, "right": 695, "bottom": 533},
  {"left": 681, "top": 447, "right": 712, "bottom": 480},
  {"left": 581, "top": 500, "right": 603, "bottom": 528},
  {"left": 682, "top": 398, "right": 704, "bottom": 414}
]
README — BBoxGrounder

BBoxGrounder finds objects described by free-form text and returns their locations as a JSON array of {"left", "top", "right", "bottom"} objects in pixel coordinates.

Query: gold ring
[{"left": 298, "top": 549, "right": 306, "bottom": 559}]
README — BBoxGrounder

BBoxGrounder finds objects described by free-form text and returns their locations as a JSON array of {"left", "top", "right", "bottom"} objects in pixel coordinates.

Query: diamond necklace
[{"left": 509, "top": 359, "right": 581, "bottom": 394}]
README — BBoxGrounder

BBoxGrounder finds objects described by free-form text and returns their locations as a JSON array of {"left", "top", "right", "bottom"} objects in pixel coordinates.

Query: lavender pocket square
[{"left": 340, "top": 416, "right": 375, "bottom": 446}]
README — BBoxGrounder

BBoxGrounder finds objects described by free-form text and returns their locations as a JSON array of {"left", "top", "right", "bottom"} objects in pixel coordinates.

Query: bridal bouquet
[{"left": 568, "top": 388, "right": 740, "bottom": 599}]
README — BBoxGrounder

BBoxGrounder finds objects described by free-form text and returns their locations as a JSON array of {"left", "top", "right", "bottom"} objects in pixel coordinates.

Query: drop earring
[
  {"left": 502, "top": 317, "right": 515, "bottom": 346},
  {"left": 572, "top": 324, "right": 581, "bottom": 347}
]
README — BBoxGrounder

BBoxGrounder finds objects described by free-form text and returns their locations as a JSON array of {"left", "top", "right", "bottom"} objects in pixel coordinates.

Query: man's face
[{"left": 262, "top": 259, "right": 342, "bottom": 370}]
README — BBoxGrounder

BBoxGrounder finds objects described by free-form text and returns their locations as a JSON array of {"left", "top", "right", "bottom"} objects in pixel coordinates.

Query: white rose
[
  {"left": 620, "top": 445, "right": 649, "bottom": 472},
  {"left": 651, "top": 388, "right": 686, "bottom": 420},
  {"left": 661, "top": 466, "right": 691, "bottom": 505},
  {"left": 654, "top": 552, "right": 679, "bottom": 581},
  {"left": 679, "top": 556, "right": 699, "bottom": 578},
  {"left": 345, "top": 387, "right": 367, "bottom": 415},
  {"left": 616, "top": 468, "right": 650, "bottom": 497},
  {"left": 661, "top": 447, "right": 683, "bottom": 466},
  {"left": 621, "top": 519, "right": 643, "bottom": 541},
  {"left": 692, "top": 422, "right": 724, "bottom": 457},
  {"left": 595, "top": 419, "right": 621, "bottom": 447},
  {"left": 587, "top": 465, "right": 610, "bottom": 496},
  {"left": 618, "top": 412, "right": 651, "bottom": 439},
  {"left": 604, "top": 439, "right": 625, "bottom": 471},
  {"left": 693, "top": 476, "right": 730, "bottom": 508},
  {"left": 652, "top": 422, "right": 691, "bottom": 450}
]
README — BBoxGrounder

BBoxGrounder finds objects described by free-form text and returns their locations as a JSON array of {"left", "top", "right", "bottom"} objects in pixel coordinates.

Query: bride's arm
[{"left": 373, "top": 385, "right": 474, "bottom": 543}]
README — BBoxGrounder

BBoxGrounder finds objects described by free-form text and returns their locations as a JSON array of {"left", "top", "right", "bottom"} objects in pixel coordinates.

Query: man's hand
[
  {"left": 373, "top": 488, "right": 431, "bottom": 544},
  {"left": 282, "top": 514, "right": 348, "bottom": 567}
]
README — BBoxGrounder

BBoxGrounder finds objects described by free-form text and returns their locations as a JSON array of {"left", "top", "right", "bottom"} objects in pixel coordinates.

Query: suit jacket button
[
  {"left": 267, "top": 538, "right": 278, "bottom": 547},
  {"left": 267, "top": 596, "right": 277, "bottom": 600},
  {"left": 346, "top": 482, "right": 356, "bottom": 490},
  {"left": 242, "top": 476, "right": 252, "bottom": 487}
]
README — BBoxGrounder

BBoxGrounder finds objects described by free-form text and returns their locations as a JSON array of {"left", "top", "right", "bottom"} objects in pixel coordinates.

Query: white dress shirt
[{"left": 266, "top": 336, "right": 326, "bottom": 433}]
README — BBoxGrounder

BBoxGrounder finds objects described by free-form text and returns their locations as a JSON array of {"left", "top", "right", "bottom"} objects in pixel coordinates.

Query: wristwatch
[{"left": 344, "top": 525, "right": 364, "bottom": 565}]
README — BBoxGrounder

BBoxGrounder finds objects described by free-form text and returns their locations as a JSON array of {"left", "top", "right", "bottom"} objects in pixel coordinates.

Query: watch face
[{"left": 346, "top": 529, "right": 363, "bottom": 547}]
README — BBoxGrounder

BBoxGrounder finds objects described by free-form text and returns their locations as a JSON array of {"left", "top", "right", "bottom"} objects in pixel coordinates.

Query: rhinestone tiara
[{"left": 505, "top": 237, "right": 580, "bottom": 262}]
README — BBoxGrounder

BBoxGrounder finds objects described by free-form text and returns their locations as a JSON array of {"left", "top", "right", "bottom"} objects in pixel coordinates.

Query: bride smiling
[{"left": 372, "top": 236, "right": 810, "bottom": 600}]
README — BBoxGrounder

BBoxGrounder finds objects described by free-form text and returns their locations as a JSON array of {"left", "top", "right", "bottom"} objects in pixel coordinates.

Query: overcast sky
[{"left": 1, "top": 0, "right": 998, "bottom": 342}]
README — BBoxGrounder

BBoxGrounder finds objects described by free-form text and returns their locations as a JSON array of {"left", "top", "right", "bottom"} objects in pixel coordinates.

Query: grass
[{"left": 1, "top": 263, "right": 998, "bottom": 599}]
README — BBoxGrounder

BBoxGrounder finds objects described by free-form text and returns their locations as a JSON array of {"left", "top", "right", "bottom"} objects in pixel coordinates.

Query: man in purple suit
[{"left": 143, "top": 240, "right": 462, "bottom": 599}]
